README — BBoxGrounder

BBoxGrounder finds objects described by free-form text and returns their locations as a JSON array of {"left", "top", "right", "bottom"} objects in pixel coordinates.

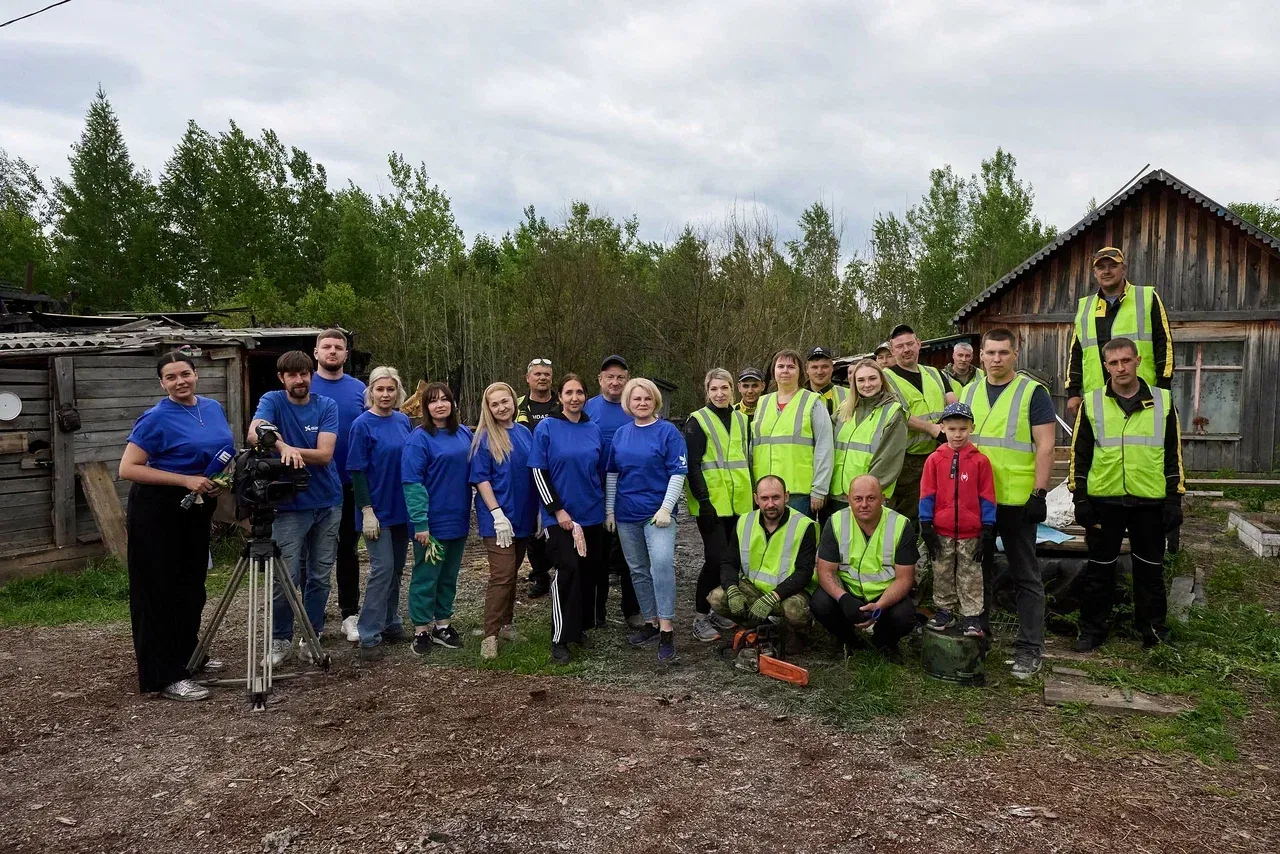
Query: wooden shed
[
  {"left": 0, "top": 323, "right": 324, "bottom": 580},
  {"left": 953, "top": 168, "right": 1280, "bottom": 472}
]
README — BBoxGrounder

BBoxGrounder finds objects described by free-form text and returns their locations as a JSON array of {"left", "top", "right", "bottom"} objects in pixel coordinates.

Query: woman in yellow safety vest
[
  {"left": 684, "top": 368, "right": 754, "bottom": 642},
  {"left": 829, "top": 360, "right": 908, "bottom": 511}
]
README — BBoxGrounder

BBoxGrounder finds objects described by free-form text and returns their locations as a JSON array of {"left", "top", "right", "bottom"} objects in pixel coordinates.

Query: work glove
[
  {"left": 491, "top": 507, "right": 514, "bottom": 549},
  {"left": 571, "top": 522, "right": 587, "bottom": 558},
  {"left": 652, "top": 507, "right": 673, "bottom": 528},
  {"left": 1073, "top": 499, "right": 1099, "bottom": 531},
  {"left": 980, "top": 525, "right": 996, "bottom": 563},
  {"left": 416, "top": 534, "right": 444, "bottom": 564},
  {"left": 1163, "top": 500, "right": 1183, "bottom": 533},
  {"left": 839, "top": 594, "right": 868, "bottom": 625},
  {"left": 920, "top": 521, "right": 940, "bottom": 560},
  {"left": 724, "top": 585, "right": 747, "bottom": 617},
  {"left": 604, "top": 513, "right": 616, "bottom": 533},
  {"left": 697, "top": 501, "right": 717, "bottom": 521},
  {"left": 749, "top": 590, "right": 780, "bottom": 621},
  {"left": 361, "top": 507, "right": 380, "bottom": 541},
  {"left": 1023, "top": 491, "right": 1048, "bottom": 525}
]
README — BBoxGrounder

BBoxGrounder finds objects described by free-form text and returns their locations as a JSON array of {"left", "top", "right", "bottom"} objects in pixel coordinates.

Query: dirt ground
[{"left": 1, "top": 521, "right": 1277, "bottom": 853}]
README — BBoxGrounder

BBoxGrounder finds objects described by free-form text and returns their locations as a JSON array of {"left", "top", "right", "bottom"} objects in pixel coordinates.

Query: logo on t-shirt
[
  {"left": 679, "top": 454, "right": 687, "bottom": 468},
  {"left": 304, "top": 425, "right": 319, "bottom": 433}
]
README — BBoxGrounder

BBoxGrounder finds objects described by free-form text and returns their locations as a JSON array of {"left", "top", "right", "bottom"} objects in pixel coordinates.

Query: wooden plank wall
[{"left": 0, "top": 361, "right": 54, "bottom": 554}]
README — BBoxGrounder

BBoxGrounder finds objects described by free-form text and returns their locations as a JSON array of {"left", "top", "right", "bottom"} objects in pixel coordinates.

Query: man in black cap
[
  {"left": 805, "top": 346, "right": 848, "bottom": 418},
  {"left": 735, "top": 367, "right": 764, "bottom": 418},
  {"left": 881, "top": 324, "right": 956, "bottom": 523}
]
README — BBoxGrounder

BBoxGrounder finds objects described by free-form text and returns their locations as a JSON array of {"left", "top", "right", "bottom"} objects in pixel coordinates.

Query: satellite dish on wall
[{"left": 0, "top": 392, "right": 21, "bottom": 422}]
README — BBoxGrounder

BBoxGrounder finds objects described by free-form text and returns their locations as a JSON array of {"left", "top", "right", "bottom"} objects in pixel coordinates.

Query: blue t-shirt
[
  {"left": 529, "top": 415, "right": 605, "bottom": 528},
  {"left": 127, "top": 396, "right": 235, "bottom": 476},
  {"left": 311, "top": 373, "right": 366, "bottom": 484},
  {"left": 607, "top": 419, "right": 689, "bottom": 523},
  {"left": 252, "top": 390, "right": 342, "bottom": 511},
  {"left": 400, "top": 425, "right": 474, "bottom": 540},
  {"left": 346, "top": 410, "right": 413, "bottom": 528},
  {"left": 584, "top": 394, "right": 630, "bottom": 460},
  {"left": 469, "top": 423, "right": 538, "bottom": 539}
]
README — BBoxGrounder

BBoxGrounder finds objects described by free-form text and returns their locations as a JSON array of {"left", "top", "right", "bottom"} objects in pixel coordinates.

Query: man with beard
[{"left": 516, "top": 358, "right": 560, "bottom": 598}]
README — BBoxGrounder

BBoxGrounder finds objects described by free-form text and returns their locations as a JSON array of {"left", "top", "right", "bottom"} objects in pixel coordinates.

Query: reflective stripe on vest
[
  {"left": 831, "top": 400, "right": 901, "bottom": 500},
  {"left": 686, "top": 407, "right": 753, "bottom": 517},
  {"left": 752, "top": 389, "right": 817, "bottom": 495},
  {"left": 884, "top": 366, "right": 950, "bottom": 454},
  {"left": 833, "top": 506, "right": 901, "bottom": 599},
  {"left": 1084, "top": 387, "right": 1169, "bottom": 499},
  {"left": 961, "top": 375, "right": 1039, "bottom": 505},
  {"left": 737, "top": 509, "right": 814, "bottom": 593},
  {"left": 1075, "top": 284, "right": 1158, "bottom": 393}
]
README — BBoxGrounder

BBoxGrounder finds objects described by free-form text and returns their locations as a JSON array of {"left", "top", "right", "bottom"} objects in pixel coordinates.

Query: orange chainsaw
[{"left": 722, "top": 622, "right": 809, "bottom": 687}]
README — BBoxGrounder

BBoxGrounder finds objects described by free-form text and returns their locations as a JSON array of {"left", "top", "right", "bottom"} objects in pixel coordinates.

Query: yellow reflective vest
[
  {"left": 828, "top": 506, "right": 907, "bottom": 600},
  {"left": 812, "top": 383, "right": 849, "bottom": 418},
  {"left": 947, "top": 367, "right": 986, "bottom": 394},
  {"left": 685, "top": 407, "right": 753, "bottom": 517},
  {"left": 752, "top": 389, "right": 818, "bottom": 497},
  {"left": 1074, "top": 284, "right": 1158, "bottom": 393},
  {"left": 960, "top": 375, "right": 1041, "bottom": 505},
  {"left": 737, "top": 509, "right": 816, "bottom": 594},
  {"left": 883, "top": 366, "right": 950, "bottom": 454},
  {"left": 1082, "top": 387, "right": 1171, "bottom": 500},
  {"left": 831, "top": 400, "right": 903, "bottom": 500}
]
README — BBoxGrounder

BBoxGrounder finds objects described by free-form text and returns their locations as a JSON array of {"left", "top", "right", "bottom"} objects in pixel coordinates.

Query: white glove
[
  {"left": 491, "top": 507, "right": 514, "bottom": 549},
  {"left": 605, "top": 513, "right": 616, "bottom": 533},
  {"left": 653, "top": 507, "right": 672, "bottom": 528},
  {"left": 572, "top": 522, "right": 587, "bottom": 557},
  {"left": 362, "top": 507, "right": 380, "bottom": 540}
]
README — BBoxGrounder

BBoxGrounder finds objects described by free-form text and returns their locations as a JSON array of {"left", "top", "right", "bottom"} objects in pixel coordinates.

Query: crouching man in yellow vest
[
  {"left": 811, "top": 475, "right": 919, "bottom": 663},
  {"left": 707, "top": 475, "right": 815, "bottom": 630},
  {"left": 1069, "top": 337, "right": 1185, "bottom": 652}
]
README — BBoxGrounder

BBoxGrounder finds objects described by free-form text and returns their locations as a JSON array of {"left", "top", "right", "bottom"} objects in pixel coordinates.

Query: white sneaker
[
  {"left": 498, "top": 624, "right": 525, "bottom": 644},
  {"left": 480, "top": 636, "right": 499, "bottom": 660},
  {"left": 161, "top": 679, "right": 209, "bottom": 701},
  {"left": 342, "top": 615, "right": 360, "bottom": 643},
  {"left": 268, "top": 638, "right": 292, "bottom": 667},
  {"left": 297, "top": 639, "right": 323, "bottom": 666}
]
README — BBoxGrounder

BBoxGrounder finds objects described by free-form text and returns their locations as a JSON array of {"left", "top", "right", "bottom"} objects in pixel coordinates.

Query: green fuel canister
[{"left": 920, "top": 626, "right": 987, "bottom": 686}]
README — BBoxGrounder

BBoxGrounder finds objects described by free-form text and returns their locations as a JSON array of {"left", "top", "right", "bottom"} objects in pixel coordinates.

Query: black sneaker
[
  {"left": 961, "top": 616, "right": 985, "bottom": 638},
  {"left": 657, "top": 631, "right": 676, "bottom": 663},
  {"left": 550, "top": 642, "right": 571, "bottom": 664},
  {"left": 1012, "top": 650, "right": 1043, "bottom": 680},
  {"left": 382, "top": 629, "right": 410, "bottom": 645},
  {"left": 359, "top": 644, "right": 386, "bottom": 662},
  {"left": 926, "top": 610, "right": 953, "bottom": 632},
  {"left": 1072, "top": 635, "right": 1101, "bottom": 653},
  {"left": 527, "top": 579, "right": 550, "bottom": 599},
  {"left": 627, "top": 624, "right": 661, "bottom": 646},
  {"left": 411, "top": 631, "right": 433, "bottom": 656},
  {"left": 432, "top": 624, "right": 463, "bottom": 649}
]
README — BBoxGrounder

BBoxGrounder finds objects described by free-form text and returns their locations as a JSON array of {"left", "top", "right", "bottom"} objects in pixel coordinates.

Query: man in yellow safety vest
[
  {"left": 943, "top": 340, "right": 985, "bottom": 392},
  {"left": 1069, "top": 337, "right": 1185, "bottom": 652},
  {"left": 805, "top": 345, "right": 848, "bottom": 417},
  {"left": 882, "top": 324, "right": 956, "bottom": 522},
  {"left": 735, "top": 367, "right": 765, "bottom": 418},
  {"left": 752, "top": 349, "right": 834, "bottom": 519},
  {"left": 1066, "top": 246, "right": 1173, "bottom": 419}
]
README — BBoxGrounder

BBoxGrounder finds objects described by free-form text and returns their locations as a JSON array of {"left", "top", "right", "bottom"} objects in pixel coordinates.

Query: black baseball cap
[
  {"left": 806, "top": 346, "right": 834, "bottom": 361},
  {"left": 737, "top": 367, "right": 764, "bottom": 382},
  {"left": 889, "top": 324, "right": 916, "bottom": 340},
  {"left": 600, "top": 354, "right": 628, "bottom": 371}
]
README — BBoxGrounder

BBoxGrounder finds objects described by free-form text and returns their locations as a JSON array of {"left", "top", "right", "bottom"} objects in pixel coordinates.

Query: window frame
[{"left": 1173, "top": 339, "right": 1245, "bottom": 440}]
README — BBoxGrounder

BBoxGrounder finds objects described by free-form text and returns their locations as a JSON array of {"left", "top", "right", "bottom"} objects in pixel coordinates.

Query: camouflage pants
[
  {"left": 933, "top": 535, "right": 984, "bottom": 617},
  {"left": 706, "top": 582, "right": 812, "bottom": 629}
]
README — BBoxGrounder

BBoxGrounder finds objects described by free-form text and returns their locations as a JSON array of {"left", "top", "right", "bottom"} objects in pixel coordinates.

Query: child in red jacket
[{"left": 918, "top": 402, "right": 996, "bottom": 637}]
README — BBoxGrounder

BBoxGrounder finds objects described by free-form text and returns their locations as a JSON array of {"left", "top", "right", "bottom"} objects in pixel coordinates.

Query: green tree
[
  {"left": 1229, "top": 201, "right": 1280, "bottom": 238},
  {"left": 158, "top": 120, "right": 218, "bottom": 307},
  {"left": 907, "top": 166, "right": 967, "bottom": 336},
  {"left": 962, "top": 148, "right": 1055, "bottom": 299}
]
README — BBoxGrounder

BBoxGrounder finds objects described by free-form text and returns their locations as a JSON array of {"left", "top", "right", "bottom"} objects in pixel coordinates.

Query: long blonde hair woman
[
  {"left": 468, "top": 382, "right": 539, "bottom": 660},
  {"left": 830, "top": 359, "right": 907, "bottom": 506}
]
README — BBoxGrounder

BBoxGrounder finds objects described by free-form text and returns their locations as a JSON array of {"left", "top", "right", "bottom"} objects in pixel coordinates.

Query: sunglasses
[{"left": 528, "top": 358, "right": 552, "bottom": 368}]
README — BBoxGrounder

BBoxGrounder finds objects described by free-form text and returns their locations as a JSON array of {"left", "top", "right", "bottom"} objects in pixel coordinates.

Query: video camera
[{"left": 232, "top": 423, "right": 310, "bottom": 521}]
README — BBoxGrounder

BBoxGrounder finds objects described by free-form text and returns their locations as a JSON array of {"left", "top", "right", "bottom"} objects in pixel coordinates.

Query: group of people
[{"left": 119, "top": 244, "right": 1185, "bottom": 701}]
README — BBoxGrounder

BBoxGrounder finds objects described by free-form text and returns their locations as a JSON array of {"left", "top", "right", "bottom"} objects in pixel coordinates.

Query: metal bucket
[{"left": 920, "top": 626, "right": 986, "bottom": 686}]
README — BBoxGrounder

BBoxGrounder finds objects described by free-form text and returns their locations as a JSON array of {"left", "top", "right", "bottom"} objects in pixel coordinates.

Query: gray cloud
[{"left": 1, "top": 0, "right": 1277, "bottom": 256}]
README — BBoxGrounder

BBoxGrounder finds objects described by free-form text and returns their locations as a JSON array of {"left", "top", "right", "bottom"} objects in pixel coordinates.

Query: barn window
[{"left": 1172, "top": 341, "right": 1244, "bottom": 437}]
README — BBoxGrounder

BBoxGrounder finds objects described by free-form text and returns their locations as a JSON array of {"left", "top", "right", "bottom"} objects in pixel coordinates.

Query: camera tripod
[{"left": 188, "top": 510, "right": 330, "bottom": 711}]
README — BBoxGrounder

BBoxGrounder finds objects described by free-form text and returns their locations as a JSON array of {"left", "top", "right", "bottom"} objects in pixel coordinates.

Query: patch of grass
[
  {"left": 0, "top": 556, "right": 131, "bottom": 627},
  {"left": 1132, "top": 692, "right": 1246, "bottom": 763}
]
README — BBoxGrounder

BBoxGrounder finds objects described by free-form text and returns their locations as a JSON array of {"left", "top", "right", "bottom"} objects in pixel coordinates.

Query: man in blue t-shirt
[
  {"left": 310, "top": 329, "right": 367, "bottom": 641},
  {"left": 583, "top": 354, "right": 641, "bottom": 627},
  {"left": 250, "top": 350, "right": 342, "bottom": 667}
]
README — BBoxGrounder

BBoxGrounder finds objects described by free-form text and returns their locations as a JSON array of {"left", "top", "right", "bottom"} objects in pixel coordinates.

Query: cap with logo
[
  {"left": 737, "top": 367, "right": 764, "bottom": 382},
  {"left": 938, "top": 401, "right": 975, "bottom": 423},
  {"left": 1091, "top": 246, "right": 1125, "bottom": 266},
  {"left": 806, "top": 346, "right": 834, "bottom": 361}
]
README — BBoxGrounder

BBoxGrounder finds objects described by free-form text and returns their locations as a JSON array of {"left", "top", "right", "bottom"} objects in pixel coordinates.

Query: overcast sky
[{"left": 3, "top": 0, "right": 1278, "bottom": 250}]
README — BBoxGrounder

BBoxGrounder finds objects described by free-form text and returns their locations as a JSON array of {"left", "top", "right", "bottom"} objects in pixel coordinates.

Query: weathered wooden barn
[
  {"left": 0, "top": 322, "right": 324, "bottom": 579},
  {"left": 953, "top": 168, "right": 1280, "bottom": 472}
]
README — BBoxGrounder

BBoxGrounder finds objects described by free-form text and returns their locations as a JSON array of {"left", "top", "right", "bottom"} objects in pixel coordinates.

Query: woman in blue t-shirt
[
  {"left": 530, "top": 374, "right": 607, "bottom": 665},
  {"left": 346, "top": 366, "right": 413, "bottom": 660},
  {"left": 469, "top": 381, "right": 537, "bottom": 661},
  {"left": 606, "top": 378, "right": 688, "bottom": 664},
  {"left": 401, "top": 382, "right": 473, "bottom": 655},
  {"left": 118, "top": 350, "right": 235, "bottom": 702}
]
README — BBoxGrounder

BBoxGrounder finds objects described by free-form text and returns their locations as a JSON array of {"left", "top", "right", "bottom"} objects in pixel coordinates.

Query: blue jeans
[
  {"left": 358, "top": 523, "right": 409, "bottom": 647},
  {"left": 272, "top": 505, "right": 342, "bottom": 641},
  {"left": 616, "top": 519, "right": 678, "bottom": 622},
  {"left": 788, "top": 493, "right": 813, "bottom": 518}
]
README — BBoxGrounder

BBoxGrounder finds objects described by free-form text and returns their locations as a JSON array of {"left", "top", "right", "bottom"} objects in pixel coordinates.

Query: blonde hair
[
  {"left": 621, "top": 377, "right": 663, "bottom": 418},
  {"left": 470, "top": 382, "right": 518, "bottom": 465},
  {"left": 364, "top": 366, "right": 407, "bottom": 410},
  {"left": 838, "top": 359, "right": 887, "bottom": 423},
  {"left": 703, "top": 368, "right": 734, "bottom": 402}
]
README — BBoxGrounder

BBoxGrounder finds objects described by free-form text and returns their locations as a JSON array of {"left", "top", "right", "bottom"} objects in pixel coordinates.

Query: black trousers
[
  {"left": 547, "top": 524, "right": 607, "bottom": 644},
  {"left": 695, "top": 514, "right": 738, "bottom": 615},
  {"left": 526, "top": 532, "right": 552, "bottom": 585},
  {"left": 126, "top": 483, "right": 215, "bottom": 693},
  {"left": 606, "top": 530, "right": 640, "bottom": 618},
  {"left": 981, "top": 504, "right": 1045, "bottom": 654},
  {"left": 334, "top": 482, "right": 360, "bottom": 618},
  {"left": 889, "top": 453, "right": 928, "bottom": 524},
  {"left": 1080, "top": 502, "right": 1167, "bottom": 643},
  {"left": 810, "top": 587, "right": 915, "bottom": 650}
]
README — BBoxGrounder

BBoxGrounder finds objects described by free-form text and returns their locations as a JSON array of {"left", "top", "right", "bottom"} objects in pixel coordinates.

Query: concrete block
[
  {"left": 1043, "top": 679, "right": 1191, "bottom": 717},
  {"left": 1169, "top": 576, "right": 1195, "bottom": 622}
]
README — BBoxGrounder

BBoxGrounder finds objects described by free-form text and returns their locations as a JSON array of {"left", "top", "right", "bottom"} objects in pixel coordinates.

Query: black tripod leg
[
  {"left": 188, "top": 556, "right": 250, "bottom": 676},
  {"left": 275, "top": 558, "right": 329, "bottom": 671}
]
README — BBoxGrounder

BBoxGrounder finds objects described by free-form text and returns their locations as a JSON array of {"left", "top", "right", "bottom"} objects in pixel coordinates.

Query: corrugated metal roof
[
  {"left": 952, "top": 169, "right": 1280, "bottom": 325},
  {"left": 0, "top": 326, "right": 325, "bottom": 353}
]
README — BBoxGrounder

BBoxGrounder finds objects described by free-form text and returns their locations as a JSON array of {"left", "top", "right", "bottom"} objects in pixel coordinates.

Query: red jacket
[{"left": 918, "top": 442, "right": 996, "bottom": 540}]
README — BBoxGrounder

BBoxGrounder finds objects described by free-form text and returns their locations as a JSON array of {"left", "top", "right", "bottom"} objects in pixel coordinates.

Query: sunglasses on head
[{"left": 528, "top": 358, "right": 552, "bottom": 368}]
